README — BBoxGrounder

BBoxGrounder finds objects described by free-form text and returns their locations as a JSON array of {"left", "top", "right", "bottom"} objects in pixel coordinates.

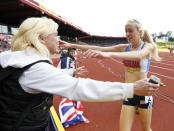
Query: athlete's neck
[{"left": 132, "top": 39, "right": 142, "bottom": 49}]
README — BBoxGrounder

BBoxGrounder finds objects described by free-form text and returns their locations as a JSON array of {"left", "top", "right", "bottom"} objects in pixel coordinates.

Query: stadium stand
[
  {"left": 0, "top": 0, "right": 91, "bottom": 52},
  {"left": 0, "top": 34, "right": 12, "bottom": 52},
  {"left": 78, "top": 35, "right": 128, "bottom": 46},
  {"left": 0, "top": 0, "right": 127, "bottom": 52},
  {"left": 0, "top": 0, "right": 90, "bottom": 38}
]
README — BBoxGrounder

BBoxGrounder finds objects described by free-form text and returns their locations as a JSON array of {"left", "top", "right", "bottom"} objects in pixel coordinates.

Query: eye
[
  {"left": 129, "top": 30, "right": 133, "bottom": 33},
  {"left": 125, "top": 29, "right": 133, "bottom": 33}
]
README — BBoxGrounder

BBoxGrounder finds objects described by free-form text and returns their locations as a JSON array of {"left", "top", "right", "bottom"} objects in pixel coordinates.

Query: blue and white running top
[{"left": 123, "top": 42, "right": 151, "bottom": 73}]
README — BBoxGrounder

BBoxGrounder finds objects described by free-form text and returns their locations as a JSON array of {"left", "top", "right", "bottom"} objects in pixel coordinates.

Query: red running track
[{"left": 52, "top": 52, "right": 174, "bottom": 131}]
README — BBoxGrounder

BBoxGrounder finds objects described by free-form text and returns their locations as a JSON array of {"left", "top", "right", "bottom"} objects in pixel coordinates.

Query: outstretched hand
[
  {"left": 133, "top": 78, "right": 159, "bottom": 96},
  {"left": 59, "top": 40, "right": 72, "bottom": 48},
  {"left": 83, "top": 49, "right": 110, "bottom": 59},
  {"left": 74, "top": 66, "right": 88, "bottom": 76}
]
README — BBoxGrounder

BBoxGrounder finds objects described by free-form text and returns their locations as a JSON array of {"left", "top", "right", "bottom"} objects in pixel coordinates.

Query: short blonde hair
[
  {"left": 11, "top": 17, "right": 59, "bottom": 57},
  {"left": 127, "top": 19, "right": 161, "bottom": 61}
]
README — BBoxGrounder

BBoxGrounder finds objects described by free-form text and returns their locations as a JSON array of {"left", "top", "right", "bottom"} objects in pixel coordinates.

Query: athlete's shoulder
[
  {"left": 143, "top": 42, "right": 155, "bottom": 50},
  {"left": 112, "top": 44, "right": 129, "bottom": 52}
]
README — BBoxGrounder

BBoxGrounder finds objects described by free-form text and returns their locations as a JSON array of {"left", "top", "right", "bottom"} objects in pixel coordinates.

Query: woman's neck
[{"left": 132, "top": 39, "right": 142, "bottom": 49}]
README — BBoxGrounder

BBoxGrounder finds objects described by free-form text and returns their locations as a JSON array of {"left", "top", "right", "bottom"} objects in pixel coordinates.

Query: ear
[
  {"left": 38, "top": 35, "right": 46, "bottom": 44},
  {"left": 139, "top": 30, "right": 143, "bottom": 36}
]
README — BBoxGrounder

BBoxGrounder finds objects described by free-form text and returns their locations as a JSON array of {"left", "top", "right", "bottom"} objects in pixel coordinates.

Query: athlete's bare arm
[
  {"left": 83, "top": 43, "right": 154, "bottom": 60},
  {"left": 100, "top": 44, "right": 128, "bottom": 52},
  {"left": 108, "top": 43, "right": 154, "bottom": 60},
  {"left": 59, "top": 40, "right": 128, "bottom": 52}
]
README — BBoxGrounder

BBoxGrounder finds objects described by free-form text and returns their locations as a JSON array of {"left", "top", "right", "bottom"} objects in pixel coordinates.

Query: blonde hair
[
  {"left": 11, "top": 17, "right": 59, "bottom": 57},
  {"left": 127, "top": 19, "right": 161, "bottom": 61}
]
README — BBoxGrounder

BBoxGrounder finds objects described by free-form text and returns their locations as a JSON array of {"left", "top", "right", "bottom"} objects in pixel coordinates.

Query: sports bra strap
[
  {"left": 125, "top": 42, "right": 146, "bottom": 52},
  {"left": 138, "top": 41, "right": 146, "bottom": 50}
]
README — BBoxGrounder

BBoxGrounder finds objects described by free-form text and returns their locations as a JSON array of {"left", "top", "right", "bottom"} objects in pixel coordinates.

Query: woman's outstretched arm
[
  {"left": 83, "top": 43, "right": 154, "bottom": 60},
  {"left": 59, "top": 40, "right": 128, "bottom": 52}
]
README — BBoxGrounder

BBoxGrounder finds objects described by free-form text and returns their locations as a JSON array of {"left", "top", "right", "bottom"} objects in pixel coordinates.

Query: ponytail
[
  {"left": 141, "top": 29, "right": 161, "bottom": 61},
  {"left": 142, "top": 30, "right": 153, "bottom": 43}
]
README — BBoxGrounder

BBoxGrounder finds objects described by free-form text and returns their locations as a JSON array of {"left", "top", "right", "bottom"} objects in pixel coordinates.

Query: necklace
[
  {"left": 131, "top": 41, "right": 142, "bottom": 50},
  {"left": 131, "top": 45, "right": 140, "bottom": 50}
]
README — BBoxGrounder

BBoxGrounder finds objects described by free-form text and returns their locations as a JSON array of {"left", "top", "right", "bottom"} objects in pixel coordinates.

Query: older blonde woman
[
  {"left": 60, "top": 19, "right": 161, "bottom": 131},
  {"left": 0, "top": 17, "right": 159, "bottom": 131}
]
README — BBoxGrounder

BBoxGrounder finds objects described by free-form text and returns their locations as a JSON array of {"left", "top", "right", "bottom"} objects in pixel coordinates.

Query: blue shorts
[{"left": 123, "top": 95, "right": 154, "bottom": 109}]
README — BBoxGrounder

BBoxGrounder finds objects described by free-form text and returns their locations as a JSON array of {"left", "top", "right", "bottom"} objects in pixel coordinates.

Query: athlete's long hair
[
  {"left": 11, "top": 17, "right": 58, "bottom": 57},
  {"left": 127, "top": 19, "right": 161, "bottom": 61}
]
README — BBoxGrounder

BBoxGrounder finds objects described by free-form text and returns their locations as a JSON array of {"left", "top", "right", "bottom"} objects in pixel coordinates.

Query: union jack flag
[{"left": 59, "top": 97, "right": 89, "bottom": 128}]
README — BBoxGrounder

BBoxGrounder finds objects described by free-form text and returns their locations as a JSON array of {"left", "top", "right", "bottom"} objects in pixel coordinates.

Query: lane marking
[
  {"left": 151, "top": 61, "right": 174, "bottom": 67},
  {"left": 149, "top": 71, "right": 174, "bottom": 80},
  {"left": 150, "top": 65, "right": 174, "bottom": 72}
]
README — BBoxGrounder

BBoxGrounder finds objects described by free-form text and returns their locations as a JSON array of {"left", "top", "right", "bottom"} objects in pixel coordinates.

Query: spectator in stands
[
  {"left": 59, "top": 19, "right": 161, "bottom": 131},
  {"left": 0, "top": 17, "right": 159, "bottom": 131}
]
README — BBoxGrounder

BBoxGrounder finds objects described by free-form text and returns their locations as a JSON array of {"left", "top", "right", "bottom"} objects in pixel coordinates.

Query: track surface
[{"left": 52, "top": 52, "right": 174, "bottom": 131}]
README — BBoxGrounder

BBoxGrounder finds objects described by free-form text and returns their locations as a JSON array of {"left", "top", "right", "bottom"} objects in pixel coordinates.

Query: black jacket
[{"left": 0, "top": 60, "right": 53, "bottom": 131}]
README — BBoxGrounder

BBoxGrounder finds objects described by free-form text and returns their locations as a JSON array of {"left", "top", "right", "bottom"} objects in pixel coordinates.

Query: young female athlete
[{"left": 59, "top": 19, "right": 161, "bottom": 131}]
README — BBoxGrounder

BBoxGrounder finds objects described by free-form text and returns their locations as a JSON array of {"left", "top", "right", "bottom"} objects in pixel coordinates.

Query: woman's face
[
  {"left": 43, "top": 32, "right": 59, "bottom": 54},
  {"left": 125, "top": 22, "right": 141, "bottom": 43}
]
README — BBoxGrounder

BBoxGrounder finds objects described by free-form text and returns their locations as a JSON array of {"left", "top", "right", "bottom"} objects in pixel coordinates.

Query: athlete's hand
[
  {"left": 83, "top": 49, "right": 110, "bottom": 59},
  {"left": 74, "top": 66, "right": 88, "bottom": 76},
  {"left": 59, "top": 40, "right": 72, "bottom": 48},
  {"left": 133, "top": 78, "right": 159, "bottom": 96}
]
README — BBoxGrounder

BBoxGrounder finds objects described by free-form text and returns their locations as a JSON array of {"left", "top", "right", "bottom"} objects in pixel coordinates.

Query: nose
[
  {"left": 57, "top": 37, "right": 60, "bottom": 44},
  {"left": 126, "top": 32, "right": 130, "bottom": 37},
  {"left": 57, "top": 36, "right": 60, "bottom": 41}
]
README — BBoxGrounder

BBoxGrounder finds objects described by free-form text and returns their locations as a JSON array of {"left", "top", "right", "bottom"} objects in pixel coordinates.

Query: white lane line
[
  {"left": 160, "top": 57, "right": 174, "bottom": 60},
  {"left": 157, "top": 55, "right": 174, "bottom": 61},
  {"left": 159, "top": 59, "right": 174, "bottom": 63},
  {"left": 159, "top": 59, "right": 173, "bottom": 62},
  {"left": 111, "top": 58, "right": 123, "bottom": 64},
  {"left": 149, "top": 71, "right": 174, "bottom": 80},
  {"left": 151, "top": 65, "right": 174, "bottom": 72},
  {"left": 152, "top": 61, "right": 174, "bottom": 66},
  {"left": 151, "top": 61, "right": 174, "bottom": 67}
]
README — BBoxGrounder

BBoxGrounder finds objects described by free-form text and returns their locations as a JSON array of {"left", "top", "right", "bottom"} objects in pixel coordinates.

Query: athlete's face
[{"left": 125, "top": 22, "right": 141, "bottom": 43}]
